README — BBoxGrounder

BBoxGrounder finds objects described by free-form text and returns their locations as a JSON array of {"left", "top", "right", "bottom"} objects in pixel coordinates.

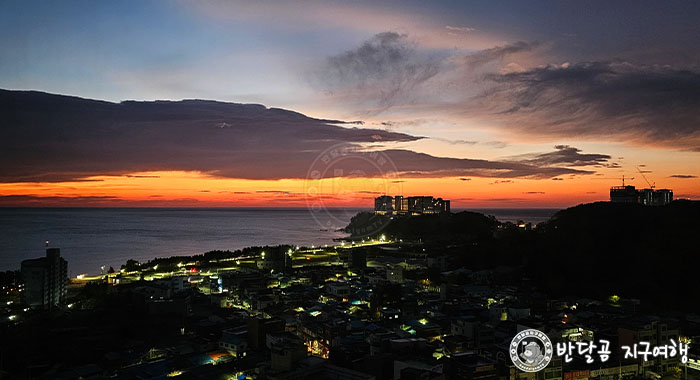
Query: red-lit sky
[{"left": 1, "top": 1, "right": 699, "bottom": 208}]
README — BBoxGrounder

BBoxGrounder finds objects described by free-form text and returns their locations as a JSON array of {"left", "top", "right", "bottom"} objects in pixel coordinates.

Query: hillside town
[{"left": 2, "top": 199, "right": 698, "bottom": 380}]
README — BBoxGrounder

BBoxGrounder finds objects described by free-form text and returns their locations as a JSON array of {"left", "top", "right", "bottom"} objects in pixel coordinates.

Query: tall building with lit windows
[
  {"left": 21, "top": 247, "right": 68, "bottom": 310},
  {"left": 374, "top": 195, "right": 450, "bottom": 215},
  {"left": 374, "top": 195, "right": 394, "bottom": 215},
  {"left": 610, "top": 185, "right": 673, "bottom": 205}
]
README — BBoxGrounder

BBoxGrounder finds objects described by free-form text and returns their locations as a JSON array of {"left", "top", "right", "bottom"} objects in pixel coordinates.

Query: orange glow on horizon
[{"left": 1, "top": 170, "right": 697, "bottom": 209}]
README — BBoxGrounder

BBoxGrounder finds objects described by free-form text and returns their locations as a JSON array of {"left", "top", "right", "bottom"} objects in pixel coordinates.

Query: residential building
[
  {"left": 21, "top": 247, "right": 67, "bottom": 309},
  {"left": 374, "top": 195, "right": 450, "bottom": 215}
]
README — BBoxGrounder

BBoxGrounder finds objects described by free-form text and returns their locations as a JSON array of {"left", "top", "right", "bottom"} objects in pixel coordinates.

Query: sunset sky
[{"left": 1, "top": 0, "right": 699, "bottom": 208}]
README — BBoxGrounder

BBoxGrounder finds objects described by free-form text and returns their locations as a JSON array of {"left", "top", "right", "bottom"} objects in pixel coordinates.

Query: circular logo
[
  {"left": 304, "top": 143, "right": 401, "bottom": 237},
  {"left": 509, "top": 329, "right": 553, "bottom": 372}
]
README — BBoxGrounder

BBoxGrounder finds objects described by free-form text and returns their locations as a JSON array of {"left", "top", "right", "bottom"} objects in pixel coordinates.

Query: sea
[{"left": 0, "top": 208, "right": 558, "bottom": 275}]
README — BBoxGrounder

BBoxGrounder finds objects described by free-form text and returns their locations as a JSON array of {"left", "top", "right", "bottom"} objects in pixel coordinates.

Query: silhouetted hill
[
  {"left": 344, "top": 211, "right": 499, "bottom": 242},
  {"left": 530, "top": 200, "right": 699, "bottom": 311},
  {"left": 347, "top": 200, "right": 700, "bottom": 312}
]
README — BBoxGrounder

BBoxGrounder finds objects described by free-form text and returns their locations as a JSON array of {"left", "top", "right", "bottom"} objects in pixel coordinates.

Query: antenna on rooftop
[{"left": 619, "top": 175, "right": 634, "bottom": 186}]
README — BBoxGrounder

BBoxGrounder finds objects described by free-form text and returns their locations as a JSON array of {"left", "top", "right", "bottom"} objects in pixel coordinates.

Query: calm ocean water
[
  {"left": 463, "top": 208, "right": 558, "bottom": 225},
  {"left": 0, "top": 208, "right": 558, "bottom": 275}
]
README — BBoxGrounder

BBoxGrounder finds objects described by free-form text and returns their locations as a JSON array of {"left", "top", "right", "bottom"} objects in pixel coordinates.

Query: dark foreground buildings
[
  {"left": 610, "top": 185, "right": 673, "bottom": 205},
  {"left": 20, "top": 247, "right": 68, "bottom": 309},
  {"left": 5, "top": 202, "right": 699, "bottom": 380}
]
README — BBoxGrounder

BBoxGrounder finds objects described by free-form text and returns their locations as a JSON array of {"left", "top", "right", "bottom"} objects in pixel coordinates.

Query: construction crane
[{"left": 636, "top": 167, "right": 655, "bottom": 189}]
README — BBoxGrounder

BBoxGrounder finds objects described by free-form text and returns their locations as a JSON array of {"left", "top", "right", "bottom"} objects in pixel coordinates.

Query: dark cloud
[
  {"left": 481, "top": 197, "right": 526, "bottom": 202},
  {"left": 316, "top": 35, "right": 700, "bottom": 152},
  {"left": 0, "top": 90, "right": 606, "bottom": 183},
  {"left": 445, "top": 25, "right": 476, "bottom": 35},
  {"left": 432, "top": 137, "right": 478, "bottom": 145},
  {"left": 461, "top": 41, "right": 540, "bottom": 71},
  {"left": 0, "top": 195, "right": 121, "bottom": 205},
  {"left": 483, "top": 141, "right": 508, "bottom": 149},
  {"left": 379, "top": 149, "right": 593, "bottom": 179},
  {"left": 459, "top": 177, "right": 471, "bottom": 181},
  {"left": 524, "top": 191, "right": 545, "bottom": 194},
  {"left": 316, "top": 35, "right": 540, "bottom": 113},
  {"left": 317, "top": 32, "right": 441, "bottom": 107},
  {"left": 0, "top": 90, "right": 416, "bottom": 182},
  {"left": 670, "top": 174, "right": 697, "bottom": 179},
  {"left": 601, "top": 162, "right": 621, "bottom": 169},
  {"left": 0, "top": 194, "right": 204, "bottom": 207},
  {"left": 507, "top": 145, "right": 611, "bottom": 167},
  {"left": 552, "top": 177, "right": 564, "bottom": 181},
  {"left": 480, "top": 62, "right": 700, "bottom": 150},
  {"left": 255, "top": 190, "right": 301, "bottom": 195}
]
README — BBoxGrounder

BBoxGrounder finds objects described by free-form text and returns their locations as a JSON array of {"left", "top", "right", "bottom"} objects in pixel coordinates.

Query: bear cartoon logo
[
  {"left": 510, "top": 329, "right": 553, "bottom": 372},
  {"left": 520, "top": 341, "right": 545, "bottom": 364}
]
